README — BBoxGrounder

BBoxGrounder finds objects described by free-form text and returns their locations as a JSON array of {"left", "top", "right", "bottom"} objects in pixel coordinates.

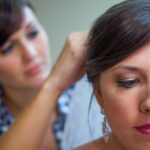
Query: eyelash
[
  {"left": 1, "top": 44, "right": 14, "bottom": 55},
  {"left": 117, "top": 78, "right": 140, "bottom": 88},
  {"left": 27, "top": 30, "right": 39, "bottom": 39}
]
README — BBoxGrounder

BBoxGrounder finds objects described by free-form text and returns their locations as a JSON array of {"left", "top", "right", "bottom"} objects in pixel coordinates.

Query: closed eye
[
  {"left": 0, "top": 43, "right": 15, "bottom": 55},
  {"left": 27, "top": 29, "right": 39, "bottom": 39},
  {"left": 117, "top": 78, "right": 140, "bottom": 88}
]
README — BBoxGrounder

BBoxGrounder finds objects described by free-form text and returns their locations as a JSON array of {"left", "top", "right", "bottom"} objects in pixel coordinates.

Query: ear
[{"left": 94, "top": 84, "right": 104, "bottom": 109}]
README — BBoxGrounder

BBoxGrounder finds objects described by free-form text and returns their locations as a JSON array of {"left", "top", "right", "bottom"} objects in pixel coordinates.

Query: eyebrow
[
  {"left": 24, "top": 20, "right": 37, "bottom": 30},
  {"left": 111, "top": 65, "right": 141, "bottom": 72},
  {"left": 25, "top": 22, "right": 34, "bottom": 30}
]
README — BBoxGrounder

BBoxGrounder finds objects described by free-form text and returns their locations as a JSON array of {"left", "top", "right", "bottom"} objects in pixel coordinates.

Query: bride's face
[{"left": 96, "top": 42, "right": 150, "bottom": 150}]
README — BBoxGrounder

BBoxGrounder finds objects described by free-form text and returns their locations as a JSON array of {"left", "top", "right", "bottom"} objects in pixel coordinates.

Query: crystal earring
[{"left": 101, "top": 108, "right": 109, "bottom": 143}]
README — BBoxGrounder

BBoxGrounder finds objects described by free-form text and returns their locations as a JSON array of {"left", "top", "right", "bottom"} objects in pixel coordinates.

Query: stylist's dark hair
[
  {"left": 0, "top": 0, "right": 34, "bottom": 46},
  {"left": 87, "top": 0, "right": 150, "bottom": 88}
]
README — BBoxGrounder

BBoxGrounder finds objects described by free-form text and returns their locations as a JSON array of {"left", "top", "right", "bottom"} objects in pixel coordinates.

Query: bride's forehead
[{"left": 120, "top": 43, "right": 150, "bottom": 64}]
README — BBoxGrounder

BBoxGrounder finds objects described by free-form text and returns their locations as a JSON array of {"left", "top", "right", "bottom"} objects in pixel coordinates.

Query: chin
[
  {"left": 125, "top": 141, "right": 150, "bottom": 150},
  {"left": 28, "top": 76, "right": 48, "bottom": 89},
  {"left": 23, "top": 70, "right": 50, "bottom": 90}
]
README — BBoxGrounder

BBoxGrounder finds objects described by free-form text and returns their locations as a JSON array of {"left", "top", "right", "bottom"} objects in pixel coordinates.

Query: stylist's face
[
  {"left": 0, "top": 6, "right": 51, "bottom": 90},
  {"left": 96, "top": 42, "right": 150, "bottom": 150}
]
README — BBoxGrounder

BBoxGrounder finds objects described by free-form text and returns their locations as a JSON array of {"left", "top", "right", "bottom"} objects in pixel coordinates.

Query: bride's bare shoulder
[{"left": 73, "top": 138, "right": 105, "bottom": 150}]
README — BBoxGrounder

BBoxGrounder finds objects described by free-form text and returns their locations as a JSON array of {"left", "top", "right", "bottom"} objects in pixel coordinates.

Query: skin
[
  {"left": 0, "top": 6, "right": 51, "bottom": 115},
  {"left": 75, "top": 42, "right": 150, "bottom": 150},
  {"left": 0, "top": 5, "right": 88, "bottom": 150}
]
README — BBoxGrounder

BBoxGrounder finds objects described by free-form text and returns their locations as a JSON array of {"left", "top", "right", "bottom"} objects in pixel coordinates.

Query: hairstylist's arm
[
  {"left": 51, "top": 31, "right": 88, "bottom": 90},
  {"left": 0, "top": 31, "right": 88, "bottom": 150}
]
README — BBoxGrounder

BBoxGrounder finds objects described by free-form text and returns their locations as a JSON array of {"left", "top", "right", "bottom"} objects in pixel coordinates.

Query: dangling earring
[{"left": 101, "top": 108, "right": 109, "bottom": 143}]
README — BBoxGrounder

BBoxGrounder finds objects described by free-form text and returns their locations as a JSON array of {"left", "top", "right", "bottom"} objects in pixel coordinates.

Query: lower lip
[
  {"left": 25, "top": 65, "right": 43, "bottom": 76},
  {"left": 135, "top": 127, "right": 150, "bottom": 136}
]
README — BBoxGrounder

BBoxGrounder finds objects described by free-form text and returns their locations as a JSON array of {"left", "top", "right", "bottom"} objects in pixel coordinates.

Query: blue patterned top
[
  {"left": 0, "top": 86, "right": 74, "bottom": 148},
  {"left": 0, "top": 98, "right": 14, "bottom": 135}
]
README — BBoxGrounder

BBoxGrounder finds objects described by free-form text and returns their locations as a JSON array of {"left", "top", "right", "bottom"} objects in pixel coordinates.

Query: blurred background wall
[{"left": 30, "top": 0, "right": 123, "bottom": 63}]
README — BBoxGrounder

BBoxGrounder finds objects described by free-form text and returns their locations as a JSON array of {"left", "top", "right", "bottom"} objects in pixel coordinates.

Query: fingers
[{"left": 49, "top": 31, "right": 88, "bottom": 91}]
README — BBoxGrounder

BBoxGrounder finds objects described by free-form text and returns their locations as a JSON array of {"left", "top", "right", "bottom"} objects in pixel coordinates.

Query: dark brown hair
[
  {"left": 87, "top": 0, "right": 150, "bottom": 87},
  {"left": 0, "top": 0, "right": 34, "bottom": 46}
]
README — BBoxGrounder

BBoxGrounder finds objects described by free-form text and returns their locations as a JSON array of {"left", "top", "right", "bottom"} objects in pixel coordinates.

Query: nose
[
  {"left": 21, "top": 40, "right": 38, "bottom": 62},
  {"left": 140, "top": 97, "right": 150, "bottom": 113}
]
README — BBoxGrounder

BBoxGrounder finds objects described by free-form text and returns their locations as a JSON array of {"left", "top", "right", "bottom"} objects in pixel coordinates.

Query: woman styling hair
[{"left": 0, "top": 0, "right": 87, "bottom": 149}]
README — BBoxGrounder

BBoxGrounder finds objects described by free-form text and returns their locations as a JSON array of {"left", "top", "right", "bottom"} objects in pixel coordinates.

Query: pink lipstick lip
[
  {"left": 25, "top": 64, "right": 43, "bottom": 76},
  {"left": 135, "top": 124, "right": 150, "bottom": 135}
]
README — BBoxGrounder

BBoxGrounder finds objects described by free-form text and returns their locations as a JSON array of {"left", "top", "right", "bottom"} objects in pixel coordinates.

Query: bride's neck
[{"left": 106, "top": 133, "right": 127, "bottom": 150}]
